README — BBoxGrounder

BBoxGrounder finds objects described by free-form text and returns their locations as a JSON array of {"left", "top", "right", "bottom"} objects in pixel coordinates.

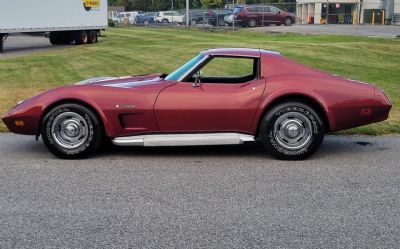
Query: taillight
[{"left": 239, "top": 10, "right": 245, "bottom": 17}]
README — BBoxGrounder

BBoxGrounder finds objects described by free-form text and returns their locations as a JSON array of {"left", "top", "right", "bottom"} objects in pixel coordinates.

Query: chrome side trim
[{"left": 112, "top": 133, "right": 255, "bottom": 147}]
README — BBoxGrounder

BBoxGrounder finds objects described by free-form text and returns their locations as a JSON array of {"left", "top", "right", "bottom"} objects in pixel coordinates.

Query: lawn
[{"left": 0, "top": 27, "right": 399, "bottom": 134}]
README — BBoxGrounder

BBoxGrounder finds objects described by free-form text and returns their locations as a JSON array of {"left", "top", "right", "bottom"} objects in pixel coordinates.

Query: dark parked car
[
  {"left": 205, "top": 9, "right": 231, "bottom": 26},
  {"left": 135, "top": 12, "right": 156, "bottom": 25},
  {"left": 184, "top": 10, "right": 207, "bottom": 25},
  {"left": 233, "top": 5, "right": 296, "bottom": 27}
]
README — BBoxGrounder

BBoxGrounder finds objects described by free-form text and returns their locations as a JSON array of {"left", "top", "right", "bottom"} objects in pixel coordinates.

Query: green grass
[{"left": 0, "top": 27, "right": 399, "bottom": 134}]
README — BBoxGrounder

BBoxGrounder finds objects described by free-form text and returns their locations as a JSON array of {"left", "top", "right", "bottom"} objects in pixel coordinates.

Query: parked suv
[
  {"left": 155, "top": 11, "right": 184, "bottom": 24},
  {"left": 233, "top": 5, "right": 296, "bottom": 27}
]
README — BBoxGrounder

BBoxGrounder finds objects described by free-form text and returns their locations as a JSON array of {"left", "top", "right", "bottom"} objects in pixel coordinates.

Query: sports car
[{"left": 1, "top": 48, "right": 392, "bottom": 160}]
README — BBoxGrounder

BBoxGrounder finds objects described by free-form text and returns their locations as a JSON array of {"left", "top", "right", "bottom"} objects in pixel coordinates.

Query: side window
[
  {"left": 126, "top": 13, "right": 131, "bottom": 17},
  {"left": 193, "top": 57, "right": 258, "bottom": 84},
  {"left": 262, "top": 7, "right": 270, "bottom": 13},
  {"left": 269, "top": 6, "right": 280, "bottom": 13}
]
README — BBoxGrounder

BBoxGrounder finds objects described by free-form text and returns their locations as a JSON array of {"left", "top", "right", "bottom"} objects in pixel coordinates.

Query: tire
[
  {"left": 75, "top": 31, "right": 88, "bottom": 45},
  {"left": 260, "top": 102, "right": 325, "bottom": 160},
  {"left": 87, "top": 31, "right": 98, "bottom": 44},
  {"left": 248, "top": 18, "right": 257, "bottom": 28},
  {"left": 49, "top": 32, "right": 62, "bottom": 45},
  {"left": 284, "top": 17, "right": 292, "bottom": 26},
  {"left": 41, "top": 103, "right": 103, "bottom": 159},
  {"left": 162, "top": 18, "right": 169, "bottom": 23},
  {"left": 218, "top": 18, "right": 225, "bottom": 26},
  {"left": 191, "top": 19, "right": 197, "bottom": 26}
]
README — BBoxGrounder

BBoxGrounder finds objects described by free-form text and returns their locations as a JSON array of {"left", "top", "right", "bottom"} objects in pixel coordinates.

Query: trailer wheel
[
  {"left": 87, "top": 31, "right": 98, "bottom": 44},
  {"left": 49, "top": 32, "right": 62, "bottom": 45},
  {"left": 75, "top": 31, "right": 88, "bottom": 45}
]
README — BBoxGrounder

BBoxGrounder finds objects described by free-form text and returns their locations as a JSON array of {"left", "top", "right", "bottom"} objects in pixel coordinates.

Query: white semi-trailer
[{"left": 0, "top": 0, "right": 108, "bottom": 53}]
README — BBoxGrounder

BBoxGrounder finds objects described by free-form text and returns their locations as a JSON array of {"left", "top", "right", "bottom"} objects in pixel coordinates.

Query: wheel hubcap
[
  {"left": 273, "top": 112, "right": 313, "bottom": 150},
  {"left": 51, "top": 112, "right": 89, "bottom": 149}
]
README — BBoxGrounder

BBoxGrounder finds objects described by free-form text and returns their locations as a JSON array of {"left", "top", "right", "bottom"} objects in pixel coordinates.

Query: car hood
[{"left": 75, "top": 74, "right": 165, "bottom": 88}]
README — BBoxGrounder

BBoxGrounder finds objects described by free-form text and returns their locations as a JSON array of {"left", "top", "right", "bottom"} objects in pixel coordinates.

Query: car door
[
  {"left": 261, "top": 6, "right": 275, "bottom": 24},
  {"left": 154, "top": 56, "right": 266, "bottom": 133},
  {"left": 268, "top": 6, "right": 282, "bottom": 23}
]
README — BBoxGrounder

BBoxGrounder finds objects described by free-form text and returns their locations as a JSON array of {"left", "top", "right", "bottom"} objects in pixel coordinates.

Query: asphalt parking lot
[
  {"left": 0, "top": 34, "right": 70, "bottom": 59},
  {"left": 0, "top": 133, "right": 399, "bottom": 248}
]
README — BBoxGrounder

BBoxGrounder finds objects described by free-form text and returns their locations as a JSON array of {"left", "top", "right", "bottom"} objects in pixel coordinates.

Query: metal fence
[{"left": 111, "top": 1, "right": 400, "bottom": 28}]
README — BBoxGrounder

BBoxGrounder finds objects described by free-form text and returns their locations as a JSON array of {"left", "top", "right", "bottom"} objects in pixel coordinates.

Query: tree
[{"left": 200, "top": 0, "right": 224, "bottom": 8}]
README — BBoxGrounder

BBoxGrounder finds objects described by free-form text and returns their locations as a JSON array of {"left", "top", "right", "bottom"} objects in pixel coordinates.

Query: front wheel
[
  {"left": 260, "top": 102, "right": 325, "bottom": 160},
  {"left": 284, "top": 17, "right": 293, "bottom": 26},
  {"left": 41, "top": 103, "right": 103, "bottom": 159}
]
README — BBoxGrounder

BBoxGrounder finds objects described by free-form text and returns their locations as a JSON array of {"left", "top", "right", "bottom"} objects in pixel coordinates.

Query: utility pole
[
  {"left": 232, "top": 0, "right": 235, "bottom": 30},
  {"left": 186, "top": 0, "right": 189, "bottom": 26}
]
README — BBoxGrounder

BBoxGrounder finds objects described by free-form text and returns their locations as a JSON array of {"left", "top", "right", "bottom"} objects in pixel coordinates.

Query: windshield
[{"left": 165, "top": 54, "right": 207, "bottom": 81}]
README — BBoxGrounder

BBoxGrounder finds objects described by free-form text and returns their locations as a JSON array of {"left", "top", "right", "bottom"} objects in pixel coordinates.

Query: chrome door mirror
[{"left": 192, "top": 70, "right": 203, "bottom": 88}]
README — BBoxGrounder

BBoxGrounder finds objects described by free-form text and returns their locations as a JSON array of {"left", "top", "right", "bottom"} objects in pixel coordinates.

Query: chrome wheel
[
  {"left": 273, "top": 112, "right": 312, "bottom": 151},
  {"left": 51, "top": 112, "right": 89, "bottom": 149}
]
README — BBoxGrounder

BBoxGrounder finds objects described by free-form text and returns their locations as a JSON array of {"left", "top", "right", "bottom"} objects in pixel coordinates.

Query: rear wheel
[
  {"left": 75, "top": 31, "right": 88, "bottom": 45},
  {"left": 218, "top": 18, "right": 225, "bottom": 26},
  {"left": 260, "top": 101, "right": 325, "bottom": 160},
  {"left": 41, "top": 103, "right": 103, "bottom": 159},
  {"left": 162, "top": 18, "right": 169, "bottom": 23},
  {"left": 248, "top": 18, "right": 257, "bottom": 27},
  {"left": 87, "top": 31, "right": 98, "bottom": 44},
  {"left": 191, "top": 19, "right": 197, "bottom": 25}
]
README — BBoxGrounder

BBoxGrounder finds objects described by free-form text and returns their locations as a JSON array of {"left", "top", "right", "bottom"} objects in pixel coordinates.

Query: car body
[
  {"left": 154, "top": 11, "right": 184, "bottom": 24},
  {"left": 2, "top": 48, "right": 392, "bottom": 160},
  {"left": 135, "top": 12, "right": 156, "bottom": 25},
  {"left": 233, "top": 5, "right": 296, "bottom": 27},
  {"left": 205, "top": 9, "right": 231, "bottom": 26},
  {"left": 224, "top": 13, "right": 233, "bottom": 25},
  {"left": 183, "top": 10, "right": 208, "bottom": 25},
  {"left": 114, "top": 11, "right": 139, "bottom": 25}
]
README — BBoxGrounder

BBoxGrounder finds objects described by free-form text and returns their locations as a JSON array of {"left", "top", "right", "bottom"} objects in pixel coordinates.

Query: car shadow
[
  {"left": 95, "top": 136, "right": 377, "bottom": 160},
  {"left": 5, "top": 135, "right": 378, "bottom": 161}
]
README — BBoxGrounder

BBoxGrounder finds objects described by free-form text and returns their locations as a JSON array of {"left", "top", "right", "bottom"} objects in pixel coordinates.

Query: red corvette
[{"left": 2, "top": 48, "right": 392, "bottom": 160}]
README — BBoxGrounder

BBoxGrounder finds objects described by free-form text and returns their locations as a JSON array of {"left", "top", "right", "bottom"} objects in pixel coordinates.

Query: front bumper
[{"left": 2, "top": 108, "right": 39, "bottom": 135}]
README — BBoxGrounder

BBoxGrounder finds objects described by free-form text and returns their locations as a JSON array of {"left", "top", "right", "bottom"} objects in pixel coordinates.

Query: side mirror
[{"left": 192, "top": 70, "right": 203, "bottom": 88}]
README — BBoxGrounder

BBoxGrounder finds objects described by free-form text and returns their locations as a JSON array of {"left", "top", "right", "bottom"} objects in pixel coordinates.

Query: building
[
  {"left": 108, "top": 6, "right": 125, "bottom": 19},
  {"left": 296, "top": 0, "right": 400, "bottom": 24}
]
